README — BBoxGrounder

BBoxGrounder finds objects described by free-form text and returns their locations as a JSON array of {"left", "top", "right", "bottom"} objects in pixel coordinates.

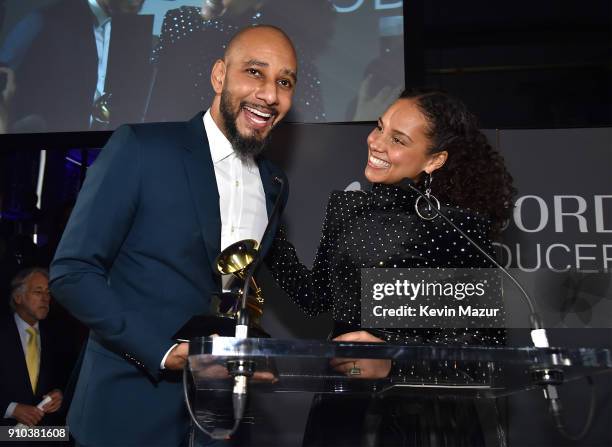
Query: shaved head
[{"left": 224, "top": 25, "right": 297, "bottom": 69}]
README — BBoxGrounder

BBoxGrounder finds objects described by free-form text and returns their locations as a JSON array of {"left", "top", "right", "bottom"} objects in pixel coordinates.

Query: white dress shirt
[
  {"left": 160, "top": 110, "right": 268, "bottom": 368},
  {"left": 88, "top": 0, "right": 111, "bottom": 102},
  {"left": 203, "top": 109, "right": 268, "bottom": 250},
  {"left": 4, "top": 313, "right": 41, "bottom": 419}
]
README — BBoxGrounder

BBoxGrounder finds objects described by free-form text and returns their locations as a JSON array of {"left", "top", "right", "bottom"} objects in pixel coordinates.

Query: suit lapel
[
  {"left": 257, "top": 159, "right": 283, "bottom": 257},
  {"left": 181, "top": 113, "right": 221, "bottom": 270},
  {"left": 9, "top": 317, "right": 35, "bottom": 399},
  {"left": 38, "top": 322, "right": 52, "bottom": 396}
]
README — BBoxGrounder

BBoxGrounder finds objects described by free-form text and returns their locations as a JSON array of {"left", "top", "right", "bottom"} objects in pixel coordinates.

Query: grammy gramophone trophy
[
  {"left": 174, "top": 175, "right": 285, "bottom": 341},
  {"left": 173, "top": 238, "right": 270, "bottom": 340},
  {"left": 91, "top": 92, "right": 112, "bottom": 130},
  {"left": 211, "top": 238, "right": 270, "bottom": 336}
]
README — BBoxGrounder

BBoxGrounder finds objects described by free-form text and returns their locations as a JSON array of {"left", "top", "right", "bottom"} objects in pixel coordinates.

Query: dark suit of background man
[
  {"left": 0, "top": 0, "right": 150, "bottom": 133},
  {"left": 50, "top": 25, "right": 297, "bottom": 446},
  {"left": 0, "top": 268, "right": 69, "bottom": 428}
]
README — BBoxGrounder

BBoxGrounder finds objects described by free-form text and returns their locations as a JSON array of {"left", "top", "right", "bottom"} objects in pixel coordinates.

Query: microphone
[
  {"left": 400, "top": 178, "right": 548, "bottom": 344},
  {"left": 402, "top": 178, "right": 595, "bottom": 440},
  {"left": 231, "top": 174, "right": 285, "bottom": 428},
  {"left": 184, "top": 175, "right": 286, "bottom": 441},
  {"left": 236, "top": 175, "right": 285, "bottom": 335}
]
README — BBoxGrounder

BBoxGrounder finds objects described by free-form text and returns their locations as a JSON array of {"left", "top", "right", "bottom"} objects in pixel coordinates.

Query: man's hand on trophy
[
  {"left": 330, "top": 331, "right": 392, "bottom": 379},
  {"left": 165, "top": 342, "right": 190, "bottom": 370}
]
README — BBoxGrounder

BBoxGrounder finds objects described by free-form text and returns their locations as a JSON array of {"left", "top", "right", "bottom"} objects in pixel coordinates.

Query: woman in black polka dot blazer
[{"left": 266, "top": 88, "right": 515, "bottom": 447}]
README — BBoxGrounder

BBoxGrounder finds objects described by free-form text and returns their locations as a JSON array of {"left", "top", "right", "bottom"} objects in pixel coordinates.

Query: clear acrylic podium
[{"left": 187, "top": 336, "right": 612, "bottom": 398}]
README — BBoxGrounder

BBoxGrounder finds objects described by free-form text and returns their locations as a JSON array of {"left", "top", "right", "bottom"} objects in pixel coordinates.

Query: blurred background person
[
  {"left": 146, "top": 0, "right": 335, "bottom": 123},
  {"left": 0, "top": 268, "right": 72, "bottom": 431},
  {"left": 0, "top": 0, "right": 151, "bottom": 133}
]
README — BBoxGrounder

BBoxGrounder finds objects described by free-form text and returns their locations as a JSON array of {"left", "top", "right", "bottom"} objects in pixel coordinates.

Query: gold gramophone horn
[
  {"left": 92, "top": 92, "right": 112, "bottom": 128},
  {"left": 214, "top": 239, "right": 265, "bottom": 328},
  {"left": 216, "top": 239, "right": 258, "bottom": 277},
  {"left": 215, "top": 239, "right": 262, "bottom": 299}
]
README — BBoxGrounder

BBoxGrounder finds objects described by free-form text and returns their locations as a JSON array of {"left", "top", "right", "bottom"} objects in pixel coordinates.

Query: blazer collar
[
  {"left": 182, "top": 112, "right": 221, "bottom": 271},
  {"left": 256, "top": 158, "right": 284, "bottom": 257}
]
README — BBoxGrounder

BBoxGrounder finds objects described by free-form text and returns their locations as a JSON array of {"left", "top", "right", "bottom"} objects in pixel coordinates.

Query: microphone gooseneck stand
[
  {"left": 403, "top": 179, "right": 596, "bottom": 441},
  {"left": 184, "top": 176, "right": 285, "bottom": 444}
]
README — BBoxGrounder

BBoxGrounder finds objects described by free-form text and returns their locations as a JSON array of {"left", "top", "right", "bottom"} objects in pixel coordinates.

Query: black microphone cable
[
  {"left": 183, "top": 366, "right": 242, "bottom": 444},
  {"left": 184, "top": 175, "right": 285, "bottom": 442},
  {"left": 238, "top": 175, "right": 285, "bottom": 329},
  {"left": 402, "top": 178, "right": 596, "bottom": 441},
  {"left": 230, "top": 175, "right": 285, "bottom": 434},
  {"left": 402, "top": 179, "right": 545, "bottom": 335}
]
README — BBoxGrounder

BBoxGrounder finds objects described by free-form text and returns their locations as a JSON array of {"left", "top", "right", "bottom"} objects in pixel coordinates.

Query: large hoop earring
[{"left": 415, "top": 172, "right": 440, "bottom": 220}]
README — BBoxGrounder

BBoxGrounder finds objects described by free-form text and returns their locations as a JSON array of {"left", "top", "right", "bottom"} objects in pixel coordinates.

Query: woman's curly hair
[{"left": 400, "top": 88, "right": 516, "bottom": 237}]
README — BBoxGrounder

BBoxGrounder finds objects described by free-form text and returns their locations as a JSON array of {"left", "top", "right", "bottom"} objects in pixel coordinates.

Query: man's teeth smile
[
  {"left": 243, "top": 105, "right": 273, "bottom": 124},
  {"left": 369, "top": 155, "right": 391, "bottom": 168}
]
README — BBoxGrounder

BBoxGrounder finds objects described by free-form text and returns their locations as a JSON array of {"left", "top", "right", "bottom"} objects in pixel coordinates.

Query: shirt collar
[
  {"left": 14, "top": 312, "right": 39, "bottom": 333},
  {"left": 88, "top": 0, "right": 111, "bottom": 27},
  {"left": 203, "top": 109, "right": 237, "bottom": 164}
]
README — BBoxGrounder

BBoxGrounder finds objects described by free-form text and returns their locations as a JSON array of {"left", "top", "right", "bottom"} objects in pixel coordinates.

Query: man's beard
[{"left": 220, "top": 90, "right": 273, "bottom": 161}]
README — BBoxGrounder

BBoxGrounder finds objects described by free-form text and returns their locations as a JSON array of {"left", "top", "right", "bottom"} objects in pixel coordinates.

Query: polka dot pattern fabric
[{"left": 266, "top": 182, "right": 505, "bottom": 347}]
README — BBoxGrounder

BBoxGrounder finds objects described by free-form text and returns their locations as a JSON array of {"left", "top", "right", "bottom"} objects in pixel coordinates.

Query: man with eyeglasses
[{"left": 0, "top": 268, "right": 68, "bottom": 428}]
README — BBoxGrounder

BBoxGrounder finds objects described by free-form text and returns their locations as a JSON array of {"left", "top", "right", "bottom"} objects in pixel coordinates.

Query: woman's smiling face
[{"left": 365, "top": 98, "right": 447, "bottom": 185}]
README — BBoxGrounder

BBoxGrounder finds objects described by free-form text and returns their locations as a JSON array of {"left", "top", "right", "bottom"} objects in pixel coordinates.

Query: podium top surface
[
  {"left": 189, "top": 336, "right": 611, "bottom": 367},
  {"left": 187, "top": 337, "right": 611, "bottom": 398}
]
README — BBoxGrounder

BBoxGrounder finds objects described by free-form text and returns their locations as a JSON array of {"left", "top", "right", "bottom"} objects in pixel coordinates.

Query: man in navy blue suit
[{"left": 50, "top": 25, "right": 296, "bottom": 446}]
